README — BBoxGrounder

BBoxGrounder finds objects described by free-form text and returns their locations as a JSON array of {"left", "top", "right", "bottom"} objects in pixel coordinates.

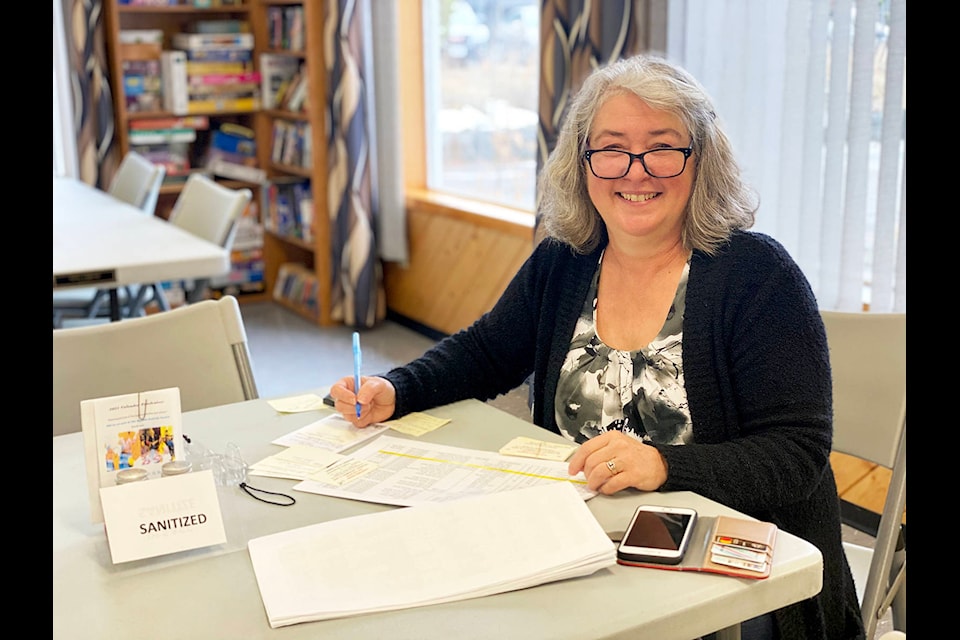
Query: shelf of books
[
  {"left": 251, "top": 0, "right": 333, "bottom": 325},
  {"left": 104, "top": 0, "right": 269, "bottom": 302}
]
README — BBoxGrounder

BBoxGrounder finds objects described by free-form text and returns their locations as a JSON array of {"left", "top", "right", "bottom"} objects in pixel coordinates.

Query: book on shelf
[
  {"left": 118, "top": 29, "right": 164, "bottom": 45},
  {"left": 191, "top": 19, "right": 249, "bottom": 34},
  {"left": 123, "top": 59, "right": 162, "bottom": 112},
  {"left": 302, "top": 125, "right": 313, "bottom": 168},
  {"left": 275, "top": 190, "right": 295, "bottom": 237},
  {"left": 161, "top": 167, "right": 213, "bottom": 185},
  {"left": 265, "top": 5, "right": 305, "bottom": 51},
  {"left": 188, "top": 83, "right": 261, "bottom": 97},
  {"left": 188, "top": 0, "right": 245, "bottom": 7},
  {"left": 186, "top": 61, "right": 254, "bottom": 76},
  {"left": 160, "top": 50, "right": 189, "bottom": 115},
  {"left": 263, "top": 176, "right": 312, "bottom": 238},
  {"left": 172, "top": 32, "right": 255, "bottom": 51},
  {"left": 271, "top": 120, "right": 311, "bottom": 168},
  {"left": 207, "top": 147, "right": 257, "bottom": 167},
  {"left": 128, "top": 128, "right": 197, "bottom": 145},
  {"left": 284, "top": 5, "right": 305, "bottom": 51},
  {"left": 231, "top": 215, "right": 265, "bottom": 252},
  {"left": 207, "top": 157, "right": 266, "bottom": 183},
  {"left": 260, "top": 53, "right": 300, "bottom": 110},
  {"left": 272, "top": 262, "right": 319, "bottom": 317},
  {"left": 296, "top": 184, "right": 314, "bottom": 243},
  {"left": 184, "top": 48, "right": 253, "bottom": 63},
  {"left": 129, "top": 115, "right": 210, "bottom": 131},
  {"left": 208, "top": 246, "right": 265, "bottom": 289},
  {"left": 134, "top": 144, "right": 192, "bottom": 178},
  {"left": 280, "top": 122, "right": 301, "bottom": 166},
  {"left": 266, "top": 6, "right": 285, "bottom": 49},
  {"left": 119, "top": 0, "right": 181, "bottom": 5},
  {"left": 188, "top": 71, "right": 262, "bottom": 86},
  {"left": 279, "top": 69, "right": 309, "bottom": 112},
  {"left": 211, "top": 125, "right": 256, "bottom": 157},
  {"left": 187, "top": 95, "right": 261, "bottom": 113},
  {"left": 270, "top": 120, "right": 291, "bottom": 163}
]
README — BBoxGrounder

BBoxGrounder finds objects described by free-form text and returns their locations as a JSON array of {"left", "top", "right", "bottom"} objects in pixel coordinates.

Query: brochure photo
[{"left": 81, "top": 387, "right": 184, "bottom": 523}]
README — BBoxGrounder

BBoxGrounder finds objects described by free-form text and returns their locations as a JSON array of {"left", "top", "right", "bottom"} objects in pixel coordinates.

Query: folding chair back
[
  {"left": 53, "top": 296, "right": 259, "bottom": 437},
  {"left": 108, "top": 150, "right": 166, "bottom": 215},
  {"left": 821, "top": 310, "right": 906, "bottom": 638}
]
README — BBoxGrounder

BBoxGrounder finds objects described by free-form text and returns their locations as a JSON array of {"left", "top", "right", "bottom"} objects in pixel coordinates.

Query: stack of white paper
[{"left": 247, "top": 482, "right": 616, "bottom": 628}]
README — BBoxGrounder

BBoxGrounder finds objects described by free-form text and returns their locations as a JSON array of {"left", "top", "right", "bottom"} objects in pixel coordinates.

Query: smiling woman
[{"left": 336, "top": 53, "right": 865, "bottom": 640}]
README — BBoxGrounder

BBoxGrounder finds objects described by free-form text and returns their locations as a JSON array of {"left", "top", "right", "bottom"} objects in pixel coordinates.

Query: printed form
[{"left": 292, "top": 435, "right": 596, "bottom": 507}]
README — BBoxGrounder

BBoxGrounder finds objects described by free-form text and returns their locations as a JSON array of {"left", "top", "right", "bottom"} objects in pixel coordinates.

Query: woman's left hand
[{"left": 567, "top": 431, "right": 668, "bottom": 494}]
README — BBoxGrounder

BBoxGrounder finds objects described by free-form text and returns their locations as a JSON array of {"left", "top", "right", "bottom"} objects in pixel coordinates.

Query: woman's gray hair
[{"left": 537, "top": 54, "right": 758, "bottom": 255}]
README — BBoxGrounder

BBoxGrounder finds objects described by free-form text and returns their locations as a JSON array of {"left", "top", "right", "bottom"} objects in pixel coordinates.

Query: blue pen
[{"left": 352, "top": 331, "right": 362, "bottom": 418}]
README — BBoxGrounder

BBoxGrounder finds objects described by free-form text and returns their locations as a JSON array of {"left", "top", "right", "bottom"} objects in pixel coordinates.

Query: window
[
  {"left": 669, "top": 0, "right": 905, "bottom": 311},
  {"left": 423, "top": 0, "right": 540, "bottom": 212}
]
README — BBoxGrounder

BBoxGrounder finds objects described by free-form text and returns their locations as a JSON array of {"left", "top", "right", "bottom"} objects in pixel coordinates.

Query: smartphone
[{"left": 616, "top": 505, "right": 698, "bottom": 565}]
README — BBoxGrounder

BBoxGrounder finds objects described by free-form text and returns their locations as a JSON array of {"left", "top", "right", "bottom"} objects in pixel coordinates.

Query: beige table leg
[{"left": 715, "top": 625, "right": 741, "bottom": 640}]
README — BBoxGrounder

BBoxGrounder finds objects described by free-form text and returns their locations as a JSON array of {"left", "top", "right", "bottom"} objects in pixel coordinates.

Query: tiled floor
[{"left": 238, "top": 301, "right": 894, "bottom": 639}]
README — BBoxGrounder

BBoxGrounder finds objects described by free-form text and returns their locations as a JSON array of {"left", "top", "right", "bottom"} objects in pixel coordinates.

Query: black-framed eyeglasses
[{"left": 583, "top": 143, "right": 694, "bottom": 179}]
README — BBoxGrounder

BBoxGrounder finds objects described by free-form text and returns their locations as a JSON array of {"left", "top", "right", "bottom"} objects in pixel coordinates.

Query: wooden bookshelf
[
  {"left": 102, "top": 3, "right": 262, "bottom": 210},
  {"left": 102, "top": 1, "right": 266, "bottom": 306},
  {"left": 250, "top": 0, "right": 332, "bottom": 325}
]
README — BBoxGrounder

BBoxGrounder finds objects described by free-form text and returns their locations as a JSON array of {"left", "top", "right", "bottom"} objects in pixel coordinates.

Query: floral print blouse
[{"left": 555, "top": 253, "right": 693, "bottom": 446}]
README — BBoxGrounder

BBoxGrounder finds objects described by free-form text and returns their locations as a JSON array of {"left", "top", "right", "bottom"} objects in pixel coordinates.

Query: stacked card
[
  {"left": 702, "top": 516, "right": 777, "bottom": 579},
  {"left": 710, "top": 534, "right": 770, "bottom": 574}
]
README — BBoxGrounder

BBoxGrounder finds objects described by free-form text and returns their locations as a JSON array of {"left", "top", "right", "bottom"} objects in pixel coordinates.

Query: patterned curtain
[
  {"left": 61, "top": 0, "right": 119, "bottom": 189},
  {"left": 536, "top": 0, "right": 653, "bottom": 236},
  {"left": 324, "top": 0, "right": 386, "bottom": 328}
]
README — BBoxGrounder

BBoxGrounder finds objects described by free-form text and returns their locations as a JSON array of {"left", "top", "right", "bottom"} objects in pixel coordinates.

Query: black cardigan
[{"left": 384, "top": 231, "right": 865, "bottom": 639}]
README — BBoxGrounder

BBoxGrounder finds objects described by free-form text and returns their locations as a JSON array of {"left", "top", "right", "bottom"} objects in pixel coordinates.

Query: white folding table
[
  {"left": 52, "top": 177, "right": 230, "bottom": 320},
  {"left": 52, "top": 394, "right": 824, "bottom": 640}
]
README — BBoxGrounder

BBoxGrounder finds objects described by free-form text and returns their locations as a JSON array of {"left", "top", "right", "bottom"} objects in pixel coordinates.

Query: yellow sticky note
[
  {"left": 385, "top": 412, "right": 451, "bottom": 436},
  {"left": 498, "top": 436, "right": 578, "bottom": 462},
  {"left": 268, "top": 393, "right": 328, "bottom": 413}
]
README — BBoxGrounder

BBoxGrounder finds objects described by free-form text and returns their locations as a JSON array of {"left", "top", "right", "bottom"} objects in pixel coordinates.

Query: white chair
[
  {"left": 821, "top": 310, "right": 906, "bottom": 639},
  {"left": 53, "top": 295, "right": 259, "bottom": 437},
  {"left": 129, "top": 174, "right": 252, "bottom": 316},
  {"left": 52, "top": 151, "right": 166, "bottom": 327},
  {"left": 108, "top": 149, "right": 167, "bottom": 214}
]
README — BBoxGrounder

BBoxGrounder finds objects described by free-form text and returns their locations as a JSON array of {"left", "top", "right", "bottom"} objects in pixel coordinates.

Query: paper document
[
  {"left": 248, "top": 445, "right": 345, "bottom": 480},
  {"left": 272, "top": 414, "right": 389, "bottom": 452},
  {"left": 292, "top": 435, "right": 595, "bottom": 506},
  {"left": 247, "top": 482, "right": 617, "bottom": 628}
]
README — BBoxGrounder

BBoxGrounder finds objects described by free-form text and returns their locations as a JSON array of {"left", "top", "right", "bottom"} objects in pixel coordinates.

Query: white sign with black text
[{"left": 99, "top": 469, "right": 226, "bottom": 564}]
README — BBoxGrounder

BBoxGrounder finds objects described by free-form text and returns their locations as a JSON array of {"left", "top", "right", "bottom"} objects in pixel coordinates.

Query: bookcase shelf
[
  {"left": 103, "top": 0, "right": 268, "bottom": 303},
  {"left": 251, "top": 0, "right": 332, "bottom": 325},
  {"left": 103, "top": 1, "right": 262, "bottom": 209},
  {"left": 104, "top": 0, "right": 334, "bottom": 324}
]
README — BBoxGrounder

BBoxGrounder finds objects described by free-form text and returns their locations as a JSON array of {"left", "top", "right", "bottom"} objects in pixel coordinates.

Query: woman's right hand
[{"left": 328, "top": 375, "right": 397, "bottom": 427}]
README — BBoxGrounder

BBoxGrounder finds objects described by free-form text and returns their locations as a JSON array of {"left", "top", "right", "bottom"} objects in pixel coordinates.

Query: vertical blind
[{"left": 667, "top": 0, "right": 905, "bottom": 312}]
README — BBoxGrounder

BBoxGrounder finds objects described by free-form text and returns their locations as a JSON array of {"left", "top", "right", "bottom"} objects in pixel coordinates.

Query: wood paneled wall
[{"left": 384, "top": 191, "right": 534, "bottom": 336}]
